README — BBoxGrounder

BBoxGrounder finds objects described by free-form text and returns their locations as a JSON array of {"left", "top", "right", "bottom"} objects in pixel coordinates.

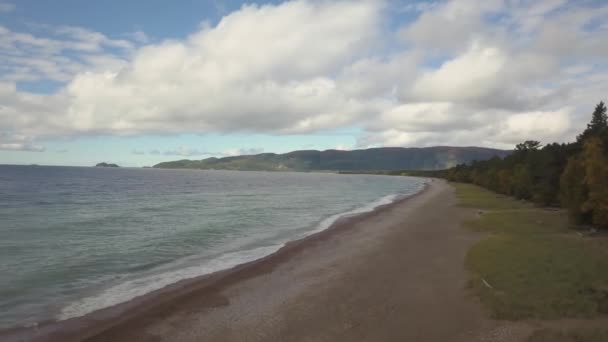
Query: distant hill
[
  {"left": 154, "top": 146, "right": 510, "bottom": 172},
  {"left": 95, "top": 162, "right": 119, "bottom": 168}
]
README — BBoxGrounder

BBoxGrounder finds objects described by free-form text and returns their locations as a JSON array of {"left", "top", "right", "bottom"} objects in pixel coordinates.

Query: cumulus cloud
[
  {"left": 1, "top": 0, "right": 608, "bottom": 152},
  {"left": 407, "top": 43, "right": 507, "bottom": 104},
  {"left": 400, "top": 0, "right": 503, "bottom": 52},
  {"left": 368, "top": 102, "right": 481, "bottom": 133},
  {"left": 56, "top": 0, "right": 381, "bottom": 137},
  {"left": 358, "top": 106, "right": 573, "bottom": 149},
  {"left": 496, "top": 109, "right": 572, "bottom": 144}
]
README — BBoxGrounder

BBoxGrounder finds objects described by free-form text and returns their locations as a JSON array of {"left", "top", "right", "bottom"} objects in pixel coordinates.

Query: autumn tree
[
  {"left": 560, "top": 156, "right": 588, "bottom": 224},
  {"left": 581, "top": 137, "right": 608, "bottom": 228}
]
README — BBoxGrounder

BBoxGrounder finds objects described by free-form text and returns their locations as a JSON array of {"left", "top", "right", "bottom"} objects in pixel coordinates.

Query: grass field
[{"left": 453, "top": 183, "right": 608, "bottom": 340}]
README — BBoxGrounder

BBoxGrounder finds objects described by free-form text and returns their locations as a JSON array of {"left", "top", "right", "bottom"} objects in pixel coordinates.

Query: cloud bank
[{"left": 1, "top": 0, "right": 607, "bottom": 151}]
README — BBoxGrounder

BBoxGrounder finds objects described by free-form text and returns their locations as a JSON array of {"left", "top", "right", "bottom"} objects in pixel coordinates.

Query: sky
[{"left": 1, "top": 0, "right": 607, "bottom": 166}]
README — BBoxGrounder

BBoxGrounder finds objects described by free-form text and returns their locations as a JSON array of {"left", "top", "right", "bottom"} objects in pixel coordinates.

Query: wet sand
[{"left": 7, "top": 179, "right": 521, "bottom": 342}]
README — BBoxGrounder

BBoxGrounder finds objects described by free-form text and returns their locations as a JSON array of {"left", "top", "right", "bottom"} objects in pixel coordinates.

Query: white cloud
[
  {"left": 0, "top": 82, "right": 69, "bottom": 150},
  {"left": 0, "top": 131, "right": 44, "bottom": 152},
  {"left": 53, "top": 25, "right": 133, "bottom": 51},
  {"left": 1, "top": 0, "right": 607, "bottom": 153},
  {"left": 0, "top": 23, "right": 138, "bottom": 83},
  {"left": 222, "top": 148, "right": 264, "bottom": 157},
  {"left": 333, "top": 143, "right": 352, "bottom": 151},
  {"left": 0, "top": 142, "right": 44, "bottom": 152},
  {"left": 359, "top": 106, "right": 573, "bottom": 149},
  {"left": 403, "top": 40, "right": 563, "bottom": 111},
  {"left": 496, "top": 109, "right": 572, "bottom": 144},
  {"left": 162, "top": 147, "right": 209, "bottom": 157},
  {"left": 400, "top": 0, "right": 503, "bottom": 51},
  {"left": 126, "top": 30, "right": 149, "bottom": 44},
  {"left": 408, "top": 42, "right": 507, "bottom": 104},
  {"left": 368, "top": 102, "right": 482, "bottom": 133},
  {"left": 33, "top": 0, "right": 382, "bottom": 138}
]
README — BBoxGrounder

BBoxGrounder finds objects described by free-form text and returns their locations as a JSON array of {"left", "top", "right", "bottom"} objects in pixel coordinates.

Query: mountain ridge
[{"left": 154, "top": 146, "right": 511, "bottom": 172}]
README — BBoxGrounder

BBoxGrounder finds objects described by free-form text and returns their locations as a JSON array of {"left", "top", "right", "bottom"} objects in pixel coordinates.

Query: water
[{"left": 0, "top": 165, "right": 425, "bottom": 329}]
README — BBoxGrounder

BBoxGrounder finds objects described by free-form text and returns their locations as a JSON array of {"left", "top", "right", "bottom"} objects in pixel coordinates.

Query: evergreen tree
[
  {"left": 432, "top": 100, "right": 608, "bottom": 229},
  {"left": 515, "top": 140, "right": 542, "bottom": 151},
  {"left": 577, "top": 101, "right": 607, "bottom": 142}
]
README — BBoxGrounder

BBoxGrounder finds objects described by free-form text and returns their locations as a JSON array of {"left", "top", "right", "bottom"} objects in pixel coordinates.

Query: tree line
[{"left": 434, "top": 101, "right": 608, "bottom": 229}]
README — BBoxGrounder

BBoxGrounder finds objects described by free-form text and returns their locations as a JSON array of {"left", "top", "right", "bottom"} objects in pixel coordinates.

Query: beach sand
[{"left": 8, "top": 179, "right": 525, "bottom": 342}]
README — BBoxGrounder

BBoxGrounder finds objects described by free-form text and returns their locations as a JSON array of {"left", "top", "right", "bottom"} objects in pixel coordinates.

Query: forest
[{"left": 434, "top": 101, "right": 608, "bottom": 229}]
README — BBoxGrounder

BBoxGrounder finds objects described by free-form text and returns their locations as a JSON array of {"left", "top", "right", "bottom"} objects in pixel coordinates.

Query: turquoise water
[{"left": 0, "top": 166, "right": 425, "bottom": 329}]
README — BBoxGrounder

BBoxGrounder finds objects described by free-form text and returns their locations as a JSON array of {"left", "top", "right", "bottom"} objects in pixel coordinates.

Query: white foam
[
  {"left": 58, "top": 245, "right": 282, "bottom": 320},
  {"left": 58, "top": 188, "right": 420, "bottom": 321},
  {"left": 303, "top": 193, "right": 399, "bottom": 236}
]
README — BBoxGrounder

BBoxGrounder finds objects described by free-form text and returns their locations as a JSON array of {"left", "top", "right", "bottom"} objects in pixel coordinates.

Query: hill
[
  {"left": 95, "top": 162, "right": 119, "bottom": 167},
  {"left": 153, "top": 146, "right": 510, "bottom": 172}
]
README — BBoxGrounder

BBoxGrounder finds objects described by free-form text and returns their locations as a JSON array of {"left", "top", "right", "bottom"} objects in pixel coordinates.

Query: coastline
[{"left": 2, "top": 180, "right": 432, "bottom": 342}]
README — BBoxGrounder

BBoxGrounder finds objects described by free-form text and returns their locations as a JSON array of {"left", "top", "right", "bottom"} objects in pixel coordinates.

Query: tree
[
  {"left": 512, "top": 164, "right": 533, "bottom": 199},
  {"left": 581, "top": 137, "right": 608, "bottom": 228},
  {"left": 531, "top": 143, "right": 569, "bottom": 206},
  {"left": 577, "top": 101, "right": 607, "bottom": 143},
  {"left": 560, "top": 156, "right": 588, "bottom": 224},
  {"left": 516, "top": 140, "right": 542, "bottom": 151},
  {"left": 431, "top": 100, "right": 608, "bottom": 229},
  {"left": 497, "top": 169, "right": 513, "bottom": 195}
]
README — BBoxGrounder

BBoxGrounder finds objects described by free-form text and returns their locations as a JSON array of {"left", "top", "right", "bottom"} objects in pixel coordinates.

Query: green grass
[
  {"left": 465, "top": 209, "right": 570, "bottom": 234},
  {"left": 455, "top": 183, "right": 608, "bottom": 320},
  {"left": 453, "top": 183, "right": 531, "bottom": 210},
  {"left": 528, "top": 328, "right": 608, "bottom": 342}
]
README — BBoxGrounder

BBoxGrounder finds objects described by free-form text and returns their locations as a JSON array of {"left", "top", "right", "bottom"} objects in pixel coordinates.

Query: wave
[
  {"left": 57, "top": 187, "right": 423, "bottom": 321},
  {"left": 58, "top": 244, "right": 283, "bottom": 320}
]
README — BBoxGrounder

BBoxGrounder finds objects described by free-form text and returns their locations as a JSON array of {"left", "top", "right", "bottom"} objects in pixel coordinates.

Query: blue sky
[
  {"left": 5, "top": 1, "right": 260, "bottom": 38},
  {"left": 1, "top": 0, "right": 607, "bottom": 166}
]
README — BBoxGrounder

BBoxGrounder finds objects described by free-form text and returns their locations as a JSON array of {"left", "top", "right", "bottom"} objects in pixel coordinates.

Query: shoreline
[{"left": 2, "top": 181, "right": 431, "bottom": 342}]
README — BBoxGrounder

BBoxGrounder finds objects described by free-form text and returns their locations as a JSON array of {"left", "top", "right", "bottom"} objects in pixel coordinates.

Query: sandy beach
[{"left": 6, "top": 179, "right": 520, "bottom": 342}]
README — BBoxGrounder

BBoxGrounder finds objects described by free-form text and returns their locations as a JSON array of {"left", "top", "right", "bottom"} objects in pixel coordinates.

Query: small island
[{"left": 95, "top": 162, "right": 119, "bottom": 168}]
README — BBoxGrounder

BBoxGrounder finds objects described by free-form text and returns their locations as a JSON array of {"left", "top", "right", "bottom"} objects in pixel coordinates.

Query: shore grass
[{"left": 454, "top": 183, "right": 608, "bottom": 320}]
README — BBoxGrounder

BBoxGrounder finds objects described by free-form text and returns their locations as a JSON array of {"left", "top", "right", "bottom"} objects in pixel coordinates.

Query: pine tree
[{"left": 577, "top": 102, "right": 607, "bottom": 142}]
